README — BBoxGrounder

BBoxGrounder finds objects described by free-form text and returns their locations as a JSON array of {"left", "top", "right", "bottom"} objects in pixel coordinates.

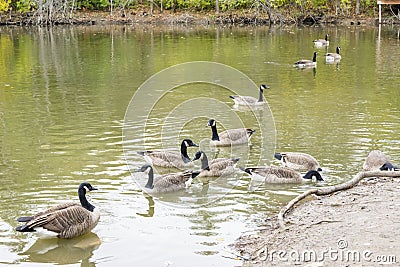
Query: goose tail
[
  {"left": 17, "top": 216, "right": 34, "bottom": 223},
  {"left": 16, "top": 225, "right": 35, "bottom": 232}
]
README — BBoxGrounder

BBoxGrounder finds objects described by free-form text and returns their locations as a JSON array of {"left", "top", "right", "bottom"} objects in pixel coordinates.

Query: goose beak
[{"left": 192, "top": 143, "right": 199, "bottom": 147}]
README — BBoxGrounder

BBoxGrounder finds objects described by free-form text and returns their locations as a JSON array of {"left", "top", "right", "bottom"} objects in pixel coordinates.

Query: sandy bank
[{"left": 233, "top": 176, "right": 400, "bottom": 266}]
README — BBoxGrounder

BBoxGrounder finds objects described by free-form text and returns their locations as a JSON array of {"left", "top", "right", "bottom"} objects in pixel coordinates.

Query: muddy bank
[
  {"left": 0, "top": 9, "right": 386, "bottom": 26},
  {"left": 233, "top": 176, "right": 400, "bottom": 266}
]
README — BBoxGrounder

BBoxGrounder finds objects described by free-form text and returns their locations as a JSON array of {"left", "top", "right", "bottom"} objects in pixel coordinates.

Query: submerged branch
[{"left": 278, "top": 171, "right": 400, "bottom": 229}]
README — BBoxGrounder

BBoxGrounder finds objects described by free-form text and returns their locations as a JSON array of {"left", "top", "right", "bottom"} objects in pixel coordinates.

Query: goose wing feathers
[
  {"left": 279, "top": 152, "right": 320, "bottom": 171},
  {"left": 230, "top": 95, "right": 258, "bottom": 105},
  {"left": 140, "top": 151, "right": 190, "bottom": 168},
  {"left": 218, "top": 128, "right": 255, "bottom": 143},
  {"left": 246, "top": 166, "right": 303, "bottom": 183},
  {"left": 152, "top": 171, "right": 193, "bottom": 192}
]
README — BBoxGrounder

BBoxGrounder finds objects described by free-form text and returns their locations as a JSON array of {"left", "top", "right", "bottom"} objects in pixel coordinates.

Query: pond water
[{"left": 0, "top": 24, "right": 399, "bottom": 266}]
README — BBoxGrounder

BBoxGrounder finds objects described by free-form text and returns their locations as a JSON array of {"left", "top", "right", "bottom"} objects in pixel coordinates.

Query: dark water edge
[{"left": 1, "top": 8, "right": 399, "bottom": 27}]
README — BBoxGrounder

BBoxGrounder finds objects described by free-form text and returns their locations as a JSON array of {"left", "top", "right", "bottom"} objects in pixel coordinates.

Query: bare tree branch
[{"left": 278, "top": 171, "right": 400, "bottom": 229}]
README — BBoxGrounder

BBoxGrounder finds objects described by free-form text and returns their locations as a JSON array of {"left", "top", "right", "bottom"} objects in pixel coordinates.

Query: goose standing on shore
[
  {"left": 325, "top": 46, "right": 342, "bottom": 62},
  {"left": 207, "top": 119, "right": 256, "bottom": 146},
  {"left": 137, "top": 164, "right": 200, "bottom": 193},
  {"left": 229, "top": 84, "right": 270, "bottom": 106},
  {"left": 137, "top": 139, "right": 198, "bottom": 169},
  {"left": 313, "top": 34, "right": 329, "bottom": 47},
  {"left": 16, "top": 182, "right": 100, "bottom": 239},
  {"left": 274, "top": 152, "right": 322, "bottom": 172},
  {"left": 294, "top": 52, "right": 317, "bottom": 68},
  {"left": 192, "top": 151, "right": 240, "bottom": 177},
  {"left": 240, "top": 165, "right": 324, "bottom": 183}
]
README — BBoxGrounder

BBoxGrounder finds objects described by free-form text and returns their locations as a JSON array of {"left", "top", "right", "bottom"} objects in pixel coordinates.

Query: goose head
[
  {"left": 182, "top": 139, "right": 199, "bottom": 148},
  {"left": 336, "top": 46, "right": 341, "bottom": 54},
  {"left": 79, "top": 182, "right": 98, "bottom": 193},
  {"left": 192, "top": 151, "right": 205, "bottom": 161},
  {"left": 303, "top": 170, "right": 324, "bottom": 181},
  {"left": 207, "top": 119, "right": 216, "bottom": 127},
  {"left": 137, "top": 164, "right": 153, "bottom": 174},
  {"left": 380, "top": 162, "right": 399, "bottom": 171},
  {"left": 260, "top": 84, "right": 270, "bottom": 91}
]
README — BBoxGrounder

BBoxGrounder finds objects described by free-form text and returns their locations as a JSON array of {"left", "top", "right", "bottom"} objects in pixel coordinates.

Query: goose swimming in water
[
  {"left": 137, "top": 164, "right": 200, "bottom": 193},
  {"left": 229, "top": 84, "right": 270, "bottom": 106},
  {"left": 325, "top": 46, "right": 342, "bottom": 62},
  {"left": 294, "top": 52, "right": 317, "bottom": 68},
  {"left": 137, "top": 139, "right": 198, "bottom": 169},
  {"left": 274, "top": 152, "right": 322, "bottom": 172},
  {"left": 207, "top": 119, "right": 256, "bottom": 146},
  {"left": 240, "top": 165, "right": 324, "bottom": 183},
  {"left": 16, "top": 182, "right": 100, "bottom": 239},
  {"left": 313, "top": 34, "right": 329, "bottom": 47},
  {"left": 191, "top": 150, "right": 240, "bottom": 177}
]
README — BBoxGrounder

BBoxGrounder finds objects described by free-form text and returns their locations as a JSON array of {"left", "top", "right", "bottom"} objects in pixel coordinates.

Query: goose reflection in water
[{"left": 18, "top": 232, "right": 101, "bottom": 266}]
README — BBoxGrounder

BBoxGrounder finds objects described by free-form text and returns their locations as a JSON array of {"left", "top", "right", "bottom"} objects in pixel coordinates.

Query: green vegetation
[{"left": 0, "top": 0, "right": 383, "bottom": 25}]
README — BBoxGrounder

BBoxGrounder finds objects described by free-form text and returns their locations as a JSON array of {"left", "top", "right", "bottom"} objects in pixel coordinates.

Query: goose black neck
[
  {"left": 79, "top": 188, "right": 95, "bottom": 212},
  {"left": 210, "top": 125, "right": 220, "bottom": 141},
  {"left": 180, "top": 142, "right": 190, "bottom": 163},
  {"left": 200, "top": 153, "right": 210, "bottom": 171},
  {"left": 258, "top": 88, "right": 264, "bottom": 102},
  {"left": 312, "top": 53, "right": 317, "bottom": 62},
  {"left": 145, "top": 167, "right": 154, "bottom": 189}
]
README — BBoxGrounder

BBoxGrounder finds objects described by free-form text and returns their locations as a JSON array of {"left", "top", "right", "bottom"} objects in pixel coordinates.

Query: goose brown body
[
  {"left": 363, "top": 150, "right": 392, "bottom": 171},
  {"left": 138, "top": 139, "right": 198, "bottom": 169},
  {"left": 241, "top": 166, "right": 323, "bottom": 183},
  {"left": 137, "top": 164, "right": 200, "bottom": 193},
  {"left": 192, "top": 151, "right": 240, "bottom": 177},
  {"left": 16, "top": 182, "right": 100, "bottom": 239},
  {"left": 207, "top": 119, "right": 255, "bottom": 146},
  {"left": 229, "top": 84, "right": 269, "bottom": 106},
  {"left": 275, "top": 152, "right": 321, "bottom": 171}
]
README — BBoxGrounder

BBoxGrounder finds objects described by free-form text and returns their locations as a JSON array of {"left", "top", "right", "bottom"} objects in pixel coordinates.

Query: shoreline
[
  {"left": 232, "top": 176, "right": 400, "bottom": 266},
  {"left": 1, "top": 9, "right": 397, "bottom": 27}
]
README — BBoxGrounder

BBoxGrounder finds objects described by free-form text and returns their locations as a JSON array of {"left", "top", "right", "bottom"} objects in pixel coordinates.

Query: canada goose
[
  {"left": 191, "top": 150, "right": 240, "bottom": 177},
  {"left": 294, "top": 52, "right": 317, "bottom": 68},
  {"left": 137, "top": 164, "right": 200, "bottom": 193},
  {"left": 229, "top": 84, "right": 270, "bottom": 106},
  {"left": 274, "top": 152, "right": 322, "bottom": 172},
  {"left": 240, "top": 166, "right": 324, "bottom": 183},
  {"left": 137, "top": 139, "right": 198, "bottom": 169},
  {"left": 363, "top": 150, "right": 396, "bottom": 171},
  {"left": 313, "top": 34, "right": 329, "bottom": 47},
  {"left": 325, "top": 46, "right": 342, "bottom": 62},
  {"left": 207, "top": 119, "right": 256, "bottom": 146},
  {"left": 16, "top": 182, "right": 100, "bottom": 239}
]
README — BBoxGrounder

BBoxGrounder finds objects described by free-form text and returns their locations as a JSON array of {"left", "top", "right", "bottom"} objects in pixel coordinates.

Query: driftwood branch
[{"left": 278, "top": 171, "right": 400, "bottom": 229}]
